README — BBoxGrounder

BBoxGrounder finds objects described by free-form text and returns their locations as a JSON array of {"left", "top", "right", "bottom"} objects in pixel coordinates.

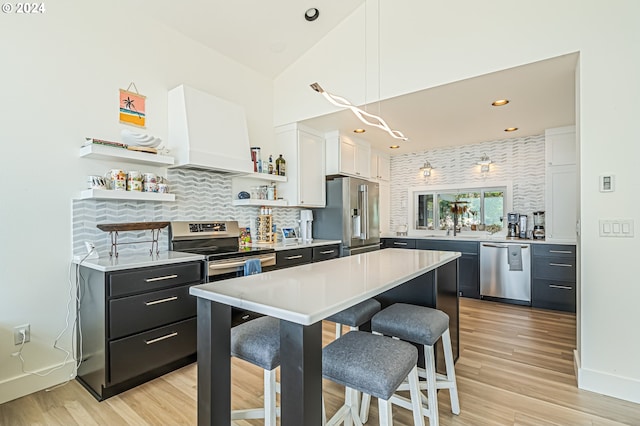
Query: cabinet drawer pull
[
  {"left": 549, "top": 250, "right": 573, "bottom": 254},
  {"left": 320, "top": 250, "right": 335, "bottom": 255},
  {"left": 549, "top": 284, "right": 573, "bottom": 290},
  {"left": 144, "top": 332, "right": 178, "bottom": 345},
  {"left": 393, "top": 242, "right": 408, "bottom": 246},
  {"left": 145, "top": 296, "right": 178, "bottom": 306},
  {"left": 145, "top": 274, "right": 178, "bottom": 282},
  {"left": 285, "top": 255, "right": 303, "bottom": 260},
  {"left": 549, "top": 263, "right": 573, "bottom": 268}
]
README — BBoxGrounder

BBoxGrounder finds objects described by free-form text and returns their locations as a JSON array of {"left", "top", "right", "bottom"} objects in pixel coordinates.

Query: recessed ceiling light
[
  {"left": 304, "top": 8, "right": 319, "bottom": 21},
  {"left": 504, "top": 127, "right": 518, "bottom": 132},
  {"left": 353, "top": 128, "right": 366, "bottom": 134},
  {"left": 492, "top": 99, "right": 510, "bottom": 107},
  {"left": 390, "top": 145, "right": 400, "bottom": 149}
]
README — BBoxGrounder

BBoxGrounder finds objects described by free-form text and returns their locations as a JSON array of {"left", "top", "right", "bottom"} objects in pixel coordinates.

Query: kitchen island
[{"left": 189, "top": 248, "right": 461, "bottom": 426}]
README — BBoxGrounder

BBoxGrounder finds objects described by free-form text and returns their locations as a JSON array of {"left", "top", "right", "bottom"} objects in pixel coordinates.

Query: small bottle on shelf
[
  {"left": 268, "top": 155, "right": 274, "bottom": 174},
  {"left": 275, "top": 154, "right": 286, "bottom": 176}
]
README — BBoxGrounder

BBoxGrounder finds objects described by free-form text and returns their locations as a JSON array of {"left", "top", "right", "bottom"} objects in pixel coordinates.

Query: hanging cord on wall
[{"left": 11, "top": 249, "right": 91, "bottom": 389}]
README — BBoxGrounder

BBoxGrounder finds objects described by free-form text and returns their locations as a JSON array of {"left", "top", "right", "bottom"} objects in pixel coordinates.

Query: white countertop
[
  {"left": 190, "top": 248, "right": 460, "bottom": 326},
  {"left": 380, "top": 233, "right": 571, "bottom": 245},
  {"left": 248, "top": 239, "right": 342, "bottom": 251},
  {"left": 75, "top": 251, "right": 205, "bottom": 272}
]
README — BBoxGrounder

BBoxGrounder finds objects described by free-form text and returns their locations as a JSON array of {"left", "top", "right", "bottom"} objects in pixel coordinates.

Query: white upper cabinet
[
  {"left": 545, "top": 125, "right": 577, "bottom": 243},
  {"left": 370, "top": 150, "right": 390, "bottom": 181},
  {"left": 545, "top": 125, "right": 576, "bottom": 166},
  {"left": 325, "top": 131, "right": 371, "bottom": 179},
  {"left": 275, "top": 124, "right": 326, "bottom": 207}
]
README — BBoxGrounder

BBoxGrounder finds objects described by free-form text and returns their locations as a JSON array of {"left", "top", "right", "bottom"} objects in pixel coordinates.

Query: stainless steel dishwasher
[{"left": 480, "top": 242, "right": 531, "bottom": 304}]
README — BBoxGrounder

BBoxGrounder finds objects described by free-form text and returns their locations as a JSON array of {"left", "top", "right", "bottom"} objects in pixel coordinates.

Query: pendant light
[{"left": 310, "top": 0, "right": 407, "bottom": 141}]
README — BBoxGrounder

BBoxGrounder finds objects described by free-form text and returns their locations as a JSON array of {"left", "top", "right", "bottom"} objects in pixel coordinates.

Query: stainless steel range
[{"left": 169, "top": 220, "right": 276, "bottom": 325}]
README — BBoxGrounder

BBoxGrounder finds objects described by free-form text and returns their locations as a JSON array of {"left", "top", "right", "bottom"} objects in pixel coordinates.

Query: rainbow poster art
[{"left": 119, "top": 88, "right": 146, "bottom": 127}]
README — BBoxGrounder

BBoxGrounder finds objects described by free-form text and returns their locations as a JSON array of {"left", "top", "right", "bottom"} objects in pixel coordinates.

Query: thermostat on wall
[{"left": 599, "top": 174, "right": 615, "bottom": 192}]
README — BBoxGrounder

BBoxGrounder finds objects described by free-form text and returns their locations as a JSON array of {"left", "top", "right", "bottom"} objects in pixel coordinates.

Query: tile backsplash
[
  {"left": 389, "top": 133, "right": 545, "bottom": 233},
  {"left": 72, "top": 168, "right": 303, "bottom": 256}
]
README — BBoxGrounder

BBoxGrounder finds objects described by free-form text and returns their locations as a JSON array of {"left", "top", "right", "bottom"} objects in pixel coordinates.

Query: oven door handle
[{"left": 208, "top": 255, "right": 276, "bottom": 271}]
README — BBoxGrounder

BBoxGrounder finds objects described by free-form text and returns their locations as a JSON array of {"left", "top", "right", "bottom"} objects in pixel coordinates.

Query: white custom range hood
[{"left": 168, "top": 84, "right": 254, "bottom": 174}]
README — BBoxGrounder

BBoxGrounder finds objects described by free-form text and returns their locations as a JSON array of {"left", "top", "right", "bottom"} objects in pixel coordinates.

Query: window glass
[
  {"left": 416, "top": 194, "right": 434, "bottom": 229},
  {"left": 413, "top": 186, "right": 506, "bottom": 232},
  {"left": 483, "top": 190, "right": 504, "bottom": 228}
]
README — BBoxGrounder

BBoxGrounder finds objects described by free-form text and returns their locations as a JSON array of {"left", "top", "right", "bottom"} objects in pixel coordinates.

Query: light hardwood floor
[{"left": 1, "top": 298, "right": 639, "bottom": 425}]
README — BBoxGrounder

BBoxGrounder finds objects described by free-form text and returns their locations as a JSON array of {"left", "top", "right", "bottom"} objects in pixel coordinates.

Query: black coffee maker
[{"left": 507, "top": 212, "right": 519, "bottom": 238}]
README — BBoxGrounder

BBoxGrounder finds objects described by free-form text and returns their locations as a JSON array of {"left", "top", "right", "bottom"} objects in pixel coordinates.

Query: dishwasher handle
[{"left": 482, "top": 243, "right": 530, "bottom": 249}]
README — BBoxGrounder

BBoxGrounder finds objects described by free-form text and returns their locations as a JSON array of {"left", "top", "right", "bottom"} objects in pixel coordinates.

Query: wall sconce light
[
  {"left": 420, "top": 161, "right": 433, "bottom": 177},
  {"left": 477, "top": 153, "right": 492, "bottom": 173}
]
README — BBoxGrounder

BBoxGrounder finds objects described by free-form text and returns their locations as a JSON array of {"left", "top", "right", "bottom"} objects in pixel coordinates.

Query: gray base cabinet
[
  {"left": 531, "top": 244, "right": 576, "bottom": 312},
  {"left": 274, "top": 243, "right": 340, "bottom": 269},
  {"left": 415, "top": 240, "right": 480, "bottom": 299},
  {"left": 77, "top": 261, "right": 204, "bottom": 400}
]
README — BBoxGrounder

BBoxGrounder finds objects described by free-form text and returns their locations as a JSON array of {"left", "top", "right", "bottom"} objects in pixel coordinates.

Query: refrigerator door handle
[{"left": 360, "top": 184, "right": 368, "bottom": 240}]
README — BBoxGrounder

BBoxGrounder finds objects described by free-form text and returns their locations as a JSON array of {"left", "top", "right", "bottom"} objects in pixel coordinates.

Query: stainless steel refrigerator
[{"left": 313, "top": 176, "right": 380, "bottom": 256}]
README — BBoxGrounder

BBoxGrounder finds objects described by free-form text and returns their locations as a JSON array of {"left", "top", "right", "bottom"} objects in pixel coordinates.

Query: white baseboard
[
  {"left": 0, "top": 360, "right": 76, "bottom": 405},
  {"left": 575, "top": 349, "right": 640, "bottom": 404}
]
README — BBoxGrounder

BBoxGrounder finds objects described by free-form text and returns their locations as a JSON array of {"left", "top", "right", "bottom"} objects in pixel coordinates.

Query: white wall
[
  {"left": 275, "top": 0, "right": 640, "bottom": 403},
  {"left": 0, "top": 0, "right": 273, "bottom": 403}
]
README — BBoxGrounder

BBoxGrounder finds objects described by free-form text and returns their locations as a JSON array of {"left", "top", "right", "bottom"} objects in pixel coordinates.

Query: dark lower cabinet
[
  {"left": 381, "top": 238, "right": 416, "bottom": 249},
  {"left": 531, "top": 244, "right": 576, "bottom": 313},
  {"left": 415, "top": 239, "right": 480, "bottom": 299},
  {"left": 77, "top": 260, "right": 204, "bottom": 400},
  {"left": 312, "top": 244, "right": 340, "bottom": 262},
  {"left": 275, "top": 247, "right": 313, "bottom": 268}
]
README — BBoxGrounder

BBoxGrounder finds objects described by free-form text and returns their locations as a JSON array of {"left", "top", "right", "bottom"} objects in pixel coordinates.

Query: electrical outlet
[{"left": 14, "top": 324, "right": 30, "bottom": 345}]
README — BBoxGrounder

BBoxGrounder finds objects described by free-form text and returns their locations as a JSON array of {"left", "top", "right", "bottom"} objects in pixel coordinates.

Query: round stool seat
[
  {"left": 323, "top": 330, "right": 418, "bottom": 400},
  {"left": 326, "top": 298, "right": 381, "bottom": 328},
  {"left": 231, "top": 316, "right": 280, "bottom": 371},
  {"left": 371, "top": 303, "right": 449, "bottom": 346}
]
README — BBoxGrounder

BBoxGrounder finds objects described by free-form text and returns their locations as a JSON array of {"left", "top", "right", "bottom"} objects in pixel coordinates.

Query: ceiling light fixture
[
  {"left": 354, "top": 128, "right": 366, "bottom": 134},
  {"left": 492, "top": 99, "right": 510, "bottom": 107},
  {"left": 390, "top": 145, "right": 400, "bottom": 149},
  {"left": 310, "top": 83, "right": 408, "bottom": 140},
  {"left": 304, "top": 8, "right": 319, "bottom": 21},
  {"left": 477, "top": 153, "right": 493, "bottom": 173},
  {"left": 504, "top": 127, "right": 518, "bottom": 132},
  {"left": 420, "top": 161, "right": 433, "bottom": 177},
  {"left": 309, "top": 0, "right": 407, "bottom": 142}
]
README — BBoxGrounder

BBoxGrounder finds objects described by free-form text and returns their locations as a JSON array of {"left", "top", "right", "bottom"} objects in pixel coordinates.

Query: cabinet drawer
[
  {"left": 532, "top": 279, "right": 576, "bottom": 312},
  {"left": 109, "top": 283, "right": 196, "bottom": 339},
  {"left": 417, "top": 239, "right": 478, "bottom": 255},
  {"left": 532, "top": 244, "right": 576, "bottom": 259},
  {"left": 383, "top": 239, "right": 416, "bottom": 249},
  {"left": 109, "top": 262, "right": 203, "bottom": 297},
  {"left": 109, "top": 318, "right": 196, "bottom": 385},
  {"left": 276, "top": 248, "right": 313, "bottom": 267},
  {"left": 312, "top": 245, "right": 340, "bottom": 262},
  {"left": 532, "top": 257, "right": 576, "bottom": 281}
]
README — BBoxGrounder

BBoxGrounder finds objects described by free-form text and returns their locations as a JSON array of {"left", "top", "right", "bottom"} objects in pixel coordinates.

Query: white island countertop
[
  {"left": 190, "top": 248, "right": 460, "bottom": 326},
  {"left": 75, "top": 251, "right": 205, "bottom": 272}
]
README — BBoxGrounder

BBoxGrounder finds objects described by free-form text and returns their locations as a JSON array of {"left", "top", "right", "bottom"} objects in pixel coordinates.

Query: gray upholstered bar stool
[
  {"left": 230, "top": 316, "right": 281, "bottom": 425},
  {"left": 368, "top": 303, "right": 460, "bottom": 426},
  {"left": 325, "top": 298, "right": 381, "bottom": 421},
  {"left": 325, "top": 298, "right": 381, "bottom": 338},
  {"left": 322, "top": 331, "right": 425, "bottom": 426}
]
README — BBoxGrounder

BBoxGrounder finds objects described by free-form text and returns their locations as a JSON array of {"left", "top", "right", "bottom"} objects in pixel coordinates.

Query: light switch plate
[{"left": 599, "top": 219, "right": 634, "bottom": 237}]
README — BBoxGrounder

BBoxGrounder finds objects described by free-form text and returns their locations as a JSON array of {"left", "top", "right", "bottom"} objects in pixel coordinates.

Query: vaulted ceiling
[{"left": 142, "top": 1, "right": 576, "bottom": 153}]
